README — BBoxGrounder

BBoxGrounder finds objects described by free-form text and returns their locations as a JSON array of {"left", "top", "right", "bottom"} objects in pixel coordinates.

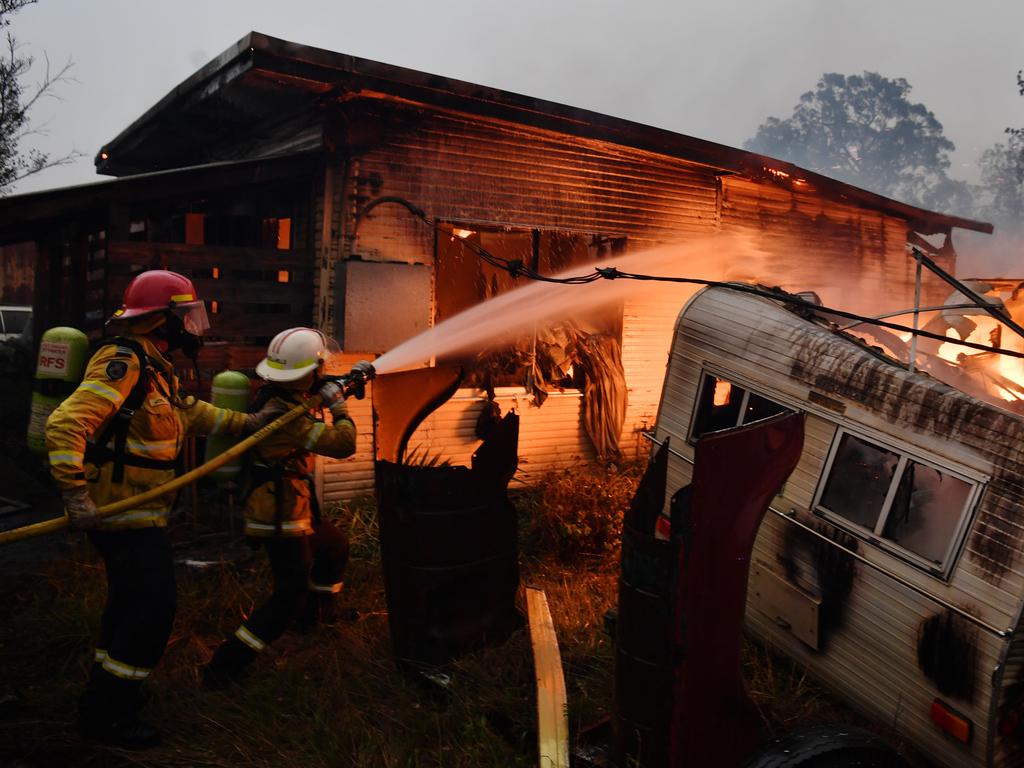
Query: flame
[
  {"left": 713, "top": 378, "right": 733, "bottom": 406},
  {"left": 936, "top": 315, "right": 1024, "bottom": 403}
]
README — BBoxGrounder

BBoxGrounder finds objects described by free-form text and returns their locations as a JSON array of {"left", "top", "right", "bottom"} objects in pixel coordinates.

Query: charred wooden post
[
  {"left": 373, "top": 367, "right": 522, "bottom": 668},
  {"left": 612, "top": 438, "right": 675, "bottom": 766}
]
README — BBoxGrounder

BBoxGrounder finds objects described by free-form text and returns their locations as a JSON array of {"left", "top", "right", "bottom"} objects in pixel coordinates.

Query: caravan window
[
  {"left": 815, "top": 429, "right": 979, "bottom": 575},
  {"left": 690, "top": 373, "right": 789, "bottom": 440}
]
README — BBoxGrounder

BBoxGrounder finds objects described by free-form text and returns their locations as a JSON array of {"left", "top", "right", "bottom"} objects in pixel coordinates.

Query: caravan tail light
[{"left": 930, "top": 698, "right": 972, "bottom": 744}]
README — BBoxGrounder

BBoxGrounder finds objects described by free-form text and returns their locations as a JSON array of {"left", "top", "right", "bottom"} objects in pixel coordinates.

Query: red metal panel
[{"left": 669, "top": 412, "right": 805, "bottom": 768}]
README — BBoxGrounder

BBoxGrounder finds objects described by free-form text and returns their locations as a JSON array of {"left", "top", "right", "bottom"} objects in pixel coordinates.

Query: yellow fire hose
[{"left": 0, "top": 396, "right": 321, "bottom": 546}]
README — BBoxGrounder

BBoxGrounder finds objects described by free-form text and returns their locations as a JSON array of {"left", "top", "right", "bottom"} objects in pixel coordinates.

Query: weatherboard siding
[
  {"left": 720, "top": 177, "right": 935, "bottom": 315},
  {"left": 321, "top": 102, "right": 720, "bottom": 499},
  {"left": 653, "top": 287, "right": 1024, "bottom": 767},
  {"left": 317, "top": 100, "right": 925, "bottom": 501}
]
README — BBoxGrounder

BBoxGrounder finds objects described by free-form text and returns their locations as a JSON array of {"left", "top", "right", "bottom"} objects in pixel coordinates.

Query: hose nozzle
[{"left": 339, "top": 361, "right": 376, "bottom": 399}]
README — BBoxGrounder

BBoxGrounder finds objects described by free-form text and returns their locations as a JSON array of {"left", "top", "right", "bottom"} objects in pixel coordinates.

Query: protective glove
[
  {"left": 242, "top": 399, "right": 290, "bottom": 435},
  {"left": 350, "top": 360, "right": 375, "bottom": 380},
  {"left": 345, "top": 361, "right": 375, "bottom": 401},
  {"left": 62, "top": 486, "right": 100, "bottom": 530},
  {"left": 317, "top": 381, "right": 350, "bottom": 420}
]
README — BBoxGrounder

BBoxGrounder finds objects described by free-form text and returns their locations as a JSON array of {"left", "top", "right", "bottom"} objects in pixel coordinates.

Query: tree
[
  {"left": 745, "top": 72, "right": 969, "bottom": 212},
  {"left": 977, "top": 139, "right": 1023, "bottom": 229},
  {"left": 1008, "top": 68, "right": 1024, "bottom": 166},
  {"left": 0, "top": 0, "right": 80, "bottom": 195},
  {"left": 973, "top": 69, "right": 1024, "bottom": 233}
]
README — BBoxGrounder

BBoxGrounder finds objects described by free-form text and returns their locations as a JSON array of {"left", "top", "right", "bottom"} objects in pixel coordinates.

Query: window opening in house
[
  {"left": 0, "top": 308, "right": 30, "bottom": 336},
  {"left": 141, "top": 186, "right": 301, "bottom": 251},
  {"left": 815, "top": 428, "right": 979, "bottom": 575},
  {"left": 262, "top": 217, "right": 292, "bottom": 250},
  {"left": 690, "top": 372, "right": 790, "bottom": 441},
  {"left": 184, "top": 213, "right": 205, "bottom": 245},
  {"left": 435, "top": 224, "right": 624, "bottom": 391}
]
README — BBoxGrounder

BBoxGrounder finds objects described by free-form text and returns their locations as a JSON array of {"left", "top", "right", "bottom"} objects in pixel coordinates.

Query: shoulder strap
[
  {"left": 89, "top": 337, "right": 155, "bottom": 483},
  {"left": 249, "top": 384, "right": 296, "bottom": 414},
  {"left": 245, "top": 385, "right": 311, "bottom": 535}
]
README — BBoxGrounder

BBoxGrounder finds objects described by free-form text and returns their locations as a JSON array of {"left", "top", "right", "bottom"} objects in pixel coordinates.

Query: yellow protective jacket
[
  {"left": 244, "top": 390, "right": 356, "bottom": 538},
  {"left": 46, "top": 335, "right": 250, "bottom": 530}
]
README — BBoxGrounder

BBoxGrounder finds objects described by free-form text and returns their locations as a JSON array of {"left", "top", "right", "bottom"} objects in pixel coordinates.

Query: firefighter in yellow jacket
[
  {"left": 202, "top": 327, "right": 367, "bottom": 687},
  {"left": 45, "top": 270, "right": 283, "bottom": 749}
]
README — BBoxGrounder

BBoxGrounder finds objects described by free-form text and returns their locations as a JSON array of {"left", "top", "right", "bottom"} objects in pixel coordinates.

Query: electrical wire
[{"left": 351, "top": 196, "right": 1024, "bottom": 361}]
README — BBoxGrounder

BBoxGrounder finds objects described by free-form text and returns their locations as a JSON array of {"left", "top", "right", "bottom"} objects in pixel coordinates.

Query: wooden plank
[
  {"left": 188, "top": 278, "right": 309, "bottom": 305},
  {"left": 106, "top": 241, "right": 312, "bottom": 270},
  {"left": 205, "top": 311, "right": 313, "bottom": 340},
  {"left": 526, "top": 587, "right": 570, "bottom": 768}
]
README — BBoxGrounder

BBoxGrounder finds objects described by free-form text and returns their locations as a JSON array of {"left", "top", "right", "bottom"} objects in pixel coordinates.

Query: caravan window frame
[
  {"left": 688, "top": 370, "right": 792, "bottom": 444},
  {"left": 813, "top": 427, "right": 983, "bottom": 579}
]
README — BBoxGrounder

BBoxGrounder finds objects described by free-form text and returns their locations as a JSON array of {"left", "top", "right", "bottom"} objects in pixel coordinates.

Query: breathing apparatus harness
[
  {"left": 83, "top": 310, "right": 207, "bottom": 483},
  {"left": 83, "top": 337, "right": 178, "bottom": 483},
  {"left": 242, "top": 384, "right": 324, "bottom": 537}
]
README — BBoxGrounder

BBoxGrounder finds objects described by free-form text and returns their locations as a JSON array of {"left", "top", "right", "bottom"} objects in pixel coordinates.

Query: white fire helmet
[{"left": 256, "top": 328, "right": 339, "bottom": 383}]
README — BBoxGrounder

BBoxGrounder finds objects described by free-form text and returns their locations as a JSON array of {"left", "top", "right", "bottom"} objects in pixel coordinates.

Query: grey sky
[{"left": 9, "top": 0, "right": 1024, "bottom": 207}]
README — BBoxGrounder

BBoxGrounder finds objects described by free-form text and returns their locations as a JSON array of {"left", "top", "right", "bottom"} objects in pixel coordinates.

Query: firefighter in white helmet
[
  {"left": 202, "top": 327, "right": 371, "bottom": 687},
  {"left": 45, "top": 270, "right": 286, "bottom": 749}
]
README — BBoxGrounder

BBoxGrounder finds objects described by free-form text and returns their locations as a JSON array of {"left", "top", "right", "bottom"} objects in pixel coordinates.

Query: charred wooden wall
[
  {"left": 101, "top": 241, "right": 316, "bottom": 396},
  {"left": 315, "top": 100, "right": 936, "bottom": 500},
  {"left": 720, "top": 177, "right": 949, "bottom": 311},
  {"left": 21, "top": 167, "right": 320, "bottom": 396},
  {"left": 0, "top": 242, "right": 35, "bottom": 305}
]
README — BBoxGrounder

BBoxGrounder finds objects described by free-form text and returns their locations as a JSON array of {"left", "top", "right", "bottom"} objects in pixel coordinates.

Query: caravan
[{"left": 652, "top": 285, "right": 1024, "bottom": 768}]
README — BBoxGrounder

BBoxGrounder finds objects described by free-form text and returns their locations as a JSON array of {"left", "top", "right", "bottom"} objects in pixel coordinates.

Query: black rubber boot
[
  {"left": 295, "top": 592, "right": 334, "bottom": 632},
  {"left": 77, "top": 672, "right": 161, "bottom": 749},
  {"left": 202, "top": 638, "right": 257, "bottom": 690},
  {"left": 81, "top": 715, "right": 162, "bottom": 750}
]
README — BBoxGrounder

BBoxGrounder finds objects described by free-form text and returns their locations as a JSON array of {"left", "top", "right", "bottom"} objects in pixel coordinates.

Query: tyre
[{"left": 743, "top": 725, "right": 909, "bottom": 768}]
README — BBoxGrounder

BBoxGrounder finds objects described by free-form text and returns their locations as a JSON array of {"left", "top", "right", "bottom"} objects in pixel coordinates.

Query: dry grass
[{"left": 0, "top": 471, "right": 919, "bottom": 767}]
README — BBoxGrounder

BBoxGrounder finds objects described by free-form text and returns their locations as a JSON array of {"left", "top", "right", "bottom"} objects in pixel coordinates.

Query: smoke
[
  {"left": 955, "top": 228, "right": 1024, "bottom": 278},
  {"left": 372, "top": 226, "right": 1024, "bottom": 418},
  {"left": 373, "top": 232, "right": 879, "bottom": 374}
]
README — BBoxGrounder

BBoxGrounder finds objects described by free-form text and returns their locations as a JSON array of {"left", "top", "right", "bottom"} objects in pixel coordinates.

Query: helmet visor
[{"left": 172, "top": 301, "right": 210, "bottom": 336}]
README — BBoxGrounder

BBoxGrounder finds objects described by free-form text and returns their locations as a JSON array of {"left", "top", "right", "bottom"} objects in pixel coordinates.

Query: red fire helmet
[{"left": 109, "top": 269, "right": 210, "bottom": 335}]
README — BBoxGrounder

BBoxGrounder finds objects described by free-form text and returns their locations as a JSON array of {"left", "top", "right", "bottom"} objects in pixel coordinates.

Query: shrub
[{"left": 516, "top": 461, "right": 642, "bottom": 562}]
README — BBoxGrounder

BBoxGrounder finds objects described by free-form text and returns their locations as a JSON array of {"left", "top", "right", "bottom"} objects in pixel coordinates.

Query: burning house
[{"left": 0, "top": 31, "right": 995, "bottom": 502}]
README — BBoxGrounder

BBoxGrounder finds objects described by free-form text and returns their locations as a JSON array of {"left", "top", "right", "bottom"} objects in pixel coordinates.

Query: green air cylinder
[
  {"left": 204, "top": 370, "right": 251, "bottom": 483},
  {"left": 26, "top": 326, "right": 90, "bottom": 454}
]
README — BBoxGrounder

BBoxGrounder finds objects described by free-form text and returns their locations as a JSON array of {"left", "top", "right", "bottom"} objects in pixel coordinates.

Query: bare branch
[
  {"left": 0, "top": 0, "right": 79, "bottom": 195},
  {"left": 10, "top": 147, "right": 85, "bottom": 182},
  {"left": 19, "top": 52, "right": 75, "bottom": 114}
]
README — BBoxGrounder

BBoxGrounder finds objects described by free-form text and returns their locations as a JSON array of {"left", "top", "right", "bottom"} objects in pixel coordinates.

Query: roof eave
[{"left": 94, "top": 31, "right": 994, "bottom": 237}]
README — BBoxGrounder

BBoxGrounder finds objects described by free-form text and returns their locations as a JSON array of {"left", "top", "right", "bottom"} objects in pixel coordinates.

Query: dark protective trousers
[
  {"left": 206, "top": 521, "right": 349, "bottom": 681},
  {"left": 248, "top": 521, "right": 351, "bottom": 641},
  {"left": 81, "top": 528, "right": 176, "bottom": 724},
  {"left": 247, "top": 535, "right": 314, "bottom": 643},
  {"left": 308, "top": 519, "right": 350, "bottom": 596}
]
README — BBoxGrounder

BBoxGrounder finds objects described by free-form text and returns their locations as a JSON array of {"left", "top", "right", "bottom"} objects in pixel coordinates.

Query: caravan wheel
[{"left": 743, "top": 726, "right": 909, "bottom": 768}]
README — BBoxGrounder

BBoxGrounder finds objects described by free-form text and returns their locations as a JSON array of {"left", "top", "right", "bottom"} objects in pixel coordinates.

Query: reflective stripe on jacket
[
  {"left": 244, "top": 393, "right": 356, "bottom": 538},
  {"left": 46, "top": 335, "right": 250, "bottom": 530}
]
